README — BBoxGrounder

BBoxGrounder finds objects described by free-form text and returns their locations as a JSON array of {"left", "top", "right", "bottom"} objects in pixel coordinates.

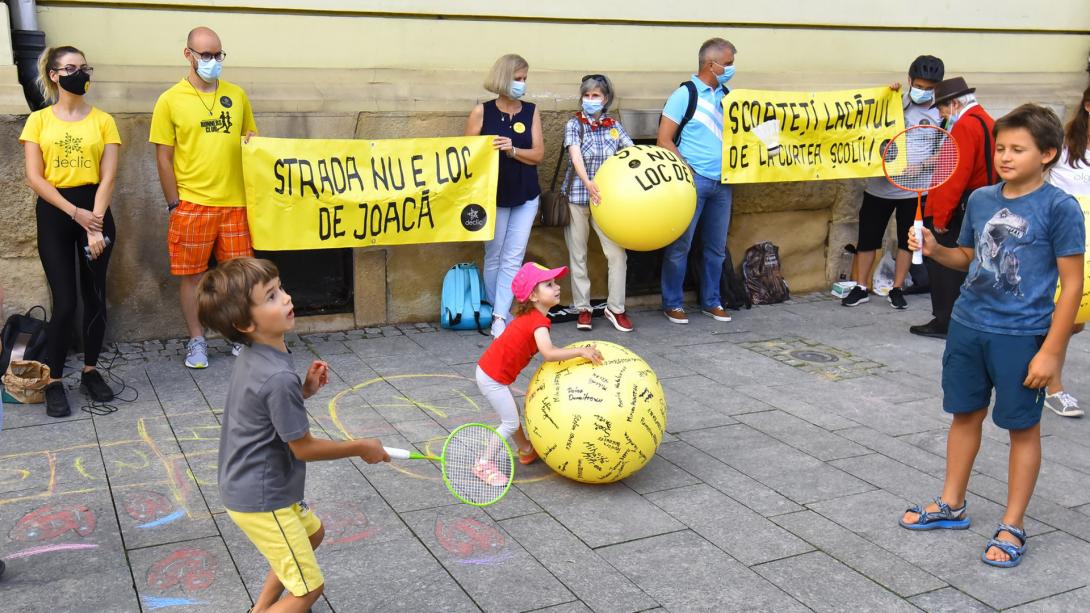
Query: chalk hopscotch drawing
[
  {"left": 146, "top": 547, "right": 217, "bottom": 593},
  {"left": 434, "top": 517, "right": 513, "bottom": 565}
]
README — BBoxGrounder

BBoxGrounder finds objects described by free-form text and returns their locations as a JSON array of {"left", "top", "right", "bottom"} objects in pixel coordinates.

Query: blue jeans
[
  {"left": 661, "top": 174, "right": 733, "bottom": 310},
  {"left": 483, "top": 197, "right": 539, "bottom": 321}
]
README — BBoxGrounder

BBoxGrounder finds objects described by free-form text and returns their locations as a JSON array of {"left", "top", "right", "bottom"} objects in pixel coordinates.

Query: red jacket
[{"left": 926, "top": 104, "right": 996, "bottom": 229}]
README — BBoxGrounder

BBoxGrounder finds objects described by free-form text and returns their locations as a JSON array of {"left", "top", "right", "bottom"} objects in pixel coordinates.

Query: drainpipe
[{"left": 7, "top": 0, "right": 46, "bottom": 110}]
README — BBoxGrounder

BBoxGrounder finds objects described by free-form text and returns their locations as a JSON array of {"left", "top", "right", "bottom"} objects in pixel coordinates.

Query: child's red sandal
[{"left": 518, "top": 447, "right": 538, "bottom": 465}]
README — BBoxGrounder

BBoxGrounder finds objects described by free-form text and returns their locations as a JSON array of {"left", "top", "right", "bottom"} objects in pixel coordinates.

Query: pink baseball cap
[{"left": 512, "top": 262, "right": 568, "bottom": 302}]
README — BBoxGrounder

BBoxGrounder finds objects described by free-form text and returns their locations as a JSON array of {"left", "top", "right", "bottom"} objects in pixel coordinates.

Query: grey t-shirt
[{"left": 218, "top": 342, "right": 310, "bottom": 513}]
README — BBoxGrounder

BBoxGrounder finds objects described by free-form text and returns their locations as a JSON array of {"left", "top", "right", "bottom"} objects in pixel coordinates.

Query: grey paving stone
[
  {"left": 753, "top": 551, "right": 920, "bottom": 613},
  {"left": 620, "top": 453, "right": 702, "bottom": 495},
  {"left": 1039, "top": 434, "right": 1090, "bottom": 475},
  {"left": 598, "top": 530, "right": 808, "bottom": 612},
  {"left": 482, "top": 482, "right": 544, "bottom": 522},
  {"left": 965, "top": 472, "right": 1090, "bottom": 543},
  {"left": 1007, "top": 587, "right": 1090, "bottom": 612},
  {"left": 838, "top": 425, "right": 948, "bottom": 476},
  {"left": 772, "top": 510, "right": 946, "bottom": 597},
  {"left": 530, "top": 602, "right": 594, "bottom": 613},
  {"left": 517, "top": 475, "right": 683, "bottom": 549},
  {"left": 646, "top": 484, "right": 813, "bottom": 565},
  {"left": 660, "top": 374, "right": 773, "bottom": 416},
  {"left": 827, "top": 453, "right": 1050, "bottom": 538},
  {"left": 908, "top": 587, "right": 997, "bottom": 612},
  {"left": 735, "top": 409, "right": 869, "bottom": 461},
  {"left": 500, "top": 512, "right": 658, "bottom": 613},
  {"left": 114, "top": 483, "right": 220, "bottom": 551},
  {"left": 345, "top": 335, "right": 428, "bottom": 360},
  {"left": 402, "top": 506, "right": 574, "bottom": 612},
  {"left": 656, "top": 440, "right": 803, "bottom": 517},
  {"left": 659, "top": 388, "right": 739, "bottom": 433},
  {"left": 0, "top": 490, "right": 138, "bottom": 612},
  {"left": 128, "top": 535, "right": 251, "bottom": 613},
  {"left": 681, "top": 424, "right": 875, "bottom": 505},
  {"left": 734, "top": 383, "right": 859, "bottom": 430}
]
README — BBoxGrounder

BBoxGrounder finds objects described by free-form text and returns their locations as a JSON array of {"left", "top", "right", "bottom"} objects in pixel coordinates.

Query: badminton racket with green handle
[{"left": 383, "top": 422, "right": 515, "bottom": 507}]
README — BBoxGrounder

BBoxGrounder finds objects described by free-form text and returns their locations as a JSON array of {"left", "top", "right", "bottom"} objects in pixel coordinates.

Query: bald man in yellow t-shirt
[{"left": 151, "top": 26, "right": 257, "bottom": 369}]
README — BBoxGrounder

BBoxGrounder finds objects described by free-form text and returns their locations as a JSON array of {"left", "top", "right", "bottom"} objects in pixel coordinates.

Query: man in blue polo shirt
[{"left": 657, "top": 37, "right": 736, "bottom": 324}]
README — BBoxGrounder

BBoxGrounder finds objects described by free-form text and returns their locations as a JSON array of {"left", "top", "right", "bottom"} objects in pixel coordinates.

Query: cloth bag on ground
[{"left": 2, "top": 360, "right": 51, "bottom": 404}]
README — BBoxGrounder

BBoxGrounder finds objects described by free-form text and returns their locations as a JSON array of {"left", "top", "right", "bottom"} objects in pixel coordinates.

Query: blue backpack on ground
[{"left": 440, "top": 263, "right": 493, "bottom": 335}]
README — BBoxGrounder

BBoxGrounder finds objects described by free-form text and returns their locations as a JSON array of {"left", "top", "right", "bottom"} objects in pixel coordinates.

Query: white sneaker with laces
[
  {"left": 231, "top": 343, "right": 244, "bottom": 357},
  {"left": 184, "top": 337, "right": 209, "bottom": 369},
  {"left": 1044, "top": 391, "right": 1084, "bottom": 417}
]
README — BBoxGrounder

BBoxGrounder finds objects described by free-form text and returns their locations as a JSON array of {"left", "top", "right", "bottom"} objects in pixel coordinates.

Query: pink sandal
[{"left": 472, "top": 460, "right": 508, "bottom": 486}]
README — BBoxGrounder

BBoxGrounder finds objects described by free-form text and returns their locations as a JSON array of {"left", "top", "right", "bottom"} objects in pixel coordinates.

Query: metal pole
[{"left": 7, "top": 0, "right": 40, "bottom": 31}]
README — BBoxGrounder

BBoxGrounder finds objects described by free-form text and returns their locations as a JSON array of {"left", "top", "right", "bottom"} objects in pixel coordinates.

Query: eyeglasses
[
  {"left": 581, "top": 74, "right": 606, "bottom": 84},
  {"left": 52, "top": 65, "right": 93, "bottom": 76},
  {"left": 187, "top": 48, "right": 227, "bottom": 62}
]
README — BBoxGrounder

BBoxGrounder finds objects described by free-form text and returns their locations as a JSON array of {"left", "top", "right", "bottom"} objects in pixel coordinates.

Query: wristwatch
[{"left": 167, "top": 199, "right": 180, "bottom": 211}]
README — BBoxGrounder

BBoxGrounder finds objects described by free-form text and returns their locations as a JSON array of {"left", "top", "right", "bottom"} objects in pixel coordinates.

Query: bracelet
[
  {"left": 69, "top": 207, "right": 78, "bottom": 220},
  {"left": 507, "top": 147, "right": 517, "bottom": 159}
]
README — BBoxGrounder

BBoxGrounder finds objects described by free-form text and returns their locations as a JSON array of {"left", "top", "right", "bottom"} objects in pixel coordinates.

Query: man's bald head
[{"left": 187, "top": 27, "right": 221, "bottom": 50}]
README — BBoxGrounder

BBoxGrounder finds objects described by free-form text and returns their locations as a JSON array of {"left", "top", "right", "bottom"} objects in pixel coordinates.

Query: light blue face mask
[
  {"left": 509, "top": 80, "right": 526, "bottom": 99},
  {"left": 716, "top": 65, "right": 735, "bottom": 86},
  {"left": 581, "top": 99, "right": 604, "bottom": 116},
  {"left": 196, "top": 57, "right": 222, "bottom": 83},
  {"left": 909, "top": 87, "right": 934, "bottom": 105}
]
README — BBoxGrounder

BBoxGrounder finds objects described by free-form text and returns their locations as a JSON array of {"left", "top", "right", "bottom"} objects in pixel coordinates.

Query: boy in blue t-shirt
[{"left": 899, "top": 104, "right": 1085, "bottom": 568}]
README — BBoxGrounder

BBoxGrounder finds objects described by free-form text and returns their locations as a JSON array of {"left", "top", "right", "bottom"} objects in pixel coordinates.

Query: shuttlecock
[{"left": 753, "top": 119, "right": 781, "bottom": 154}]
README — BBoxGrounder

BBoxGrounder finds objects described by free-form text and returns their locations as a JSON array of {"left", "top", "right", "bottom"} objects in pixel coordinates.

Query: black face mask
[{"left": 57, "top": 71, "right": 91, "bottom": 96}]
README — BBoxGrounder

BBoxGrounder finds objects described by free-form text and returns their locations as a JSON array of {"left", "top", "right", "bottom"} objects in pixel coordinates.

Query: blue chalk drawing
[
  {"left": 137, "top": 509, "right": 186, "bottom": 529},
  {"left": 142, "top": 596, "right": 205, "bottom": 609}
]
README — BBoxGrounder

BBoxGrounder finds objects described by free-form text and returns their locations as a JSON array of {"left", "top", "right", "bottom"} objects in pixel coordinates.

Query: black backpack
[
  {"left": 688, "top": 237, "right": 751, "bottom": 310},
  {"left": 742, "top": 242, "right": 791, "bottom": 305},
  {"left": 662, "top": 80, "right": 729, "bottom": 146},
  {"left": 1, "top": 306, "right": 48, "bottom": 375}
]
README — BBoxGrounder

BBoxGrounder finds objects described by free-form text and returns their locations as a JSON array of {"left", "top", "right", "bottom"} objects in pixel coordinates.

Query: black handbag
[
  {"left": 1, "top": 306, "right": 48, "bottom": 375},
  {"left": 537, "top": 121, "right": 585, "bottom": 227}
]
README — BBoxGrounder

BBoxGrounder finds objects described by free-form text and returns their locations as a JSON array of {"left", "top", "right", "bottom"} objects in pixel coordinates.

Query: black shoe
[
  {"left": 80, "top": 369, "right": 114, "bottom": 402},
  {"left": 888, "top": 287, "right": 908, "bottom": 310},
  {"left": 0, "top": 558, "right": 5, "bottom": 579},
  {"left": 45, "top": 381, "right": 72, "bottom": 418},
  {"left": 909, "top": 319, "right": 948, "bottom": 339},
  {"left": 841, "top": 286, "right": 869, "bottom": 307}
]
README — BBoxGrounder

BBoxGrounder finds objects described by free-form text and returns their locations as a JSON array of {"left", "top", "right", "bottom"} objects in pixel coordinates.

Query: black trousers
[
  {"left": 36, "top": 184, "right": 115, "bottom": 376},
  {"left": 923, "top": 207, "right": 965, "bottom": 327}
]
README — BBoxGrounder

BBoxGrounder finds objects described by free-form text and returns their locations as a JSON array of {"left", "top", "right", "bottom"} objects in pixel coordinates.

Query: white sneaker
[
  {"left": 231, "top": 343, "right": 244, "bottom": 357},
  {"left": 490, "top": 317, "right": 506, "bottom": 339},
  {"left": 1044, "top": 391, "right": 1084, "bottom": 417},
  {"left": 184, "top": 337, "right": 209, "bottom": 369}
]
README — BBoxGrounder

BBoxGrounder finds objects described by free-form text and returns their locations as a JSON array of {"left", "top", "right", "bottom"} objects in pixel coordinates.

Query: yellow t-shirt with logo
[
  {"left": 19, "top": 106, "right": 121, "bottom": 188},
  {"left": 149, "top": 78, "right": 257, "bottom": 207}
]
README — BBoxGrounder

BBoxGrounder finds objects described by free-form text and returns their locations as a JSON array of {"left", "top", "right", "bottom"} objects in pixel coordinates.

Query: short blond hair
[{"left": 484, "top": 54, "right": 529, "bottom": 96}]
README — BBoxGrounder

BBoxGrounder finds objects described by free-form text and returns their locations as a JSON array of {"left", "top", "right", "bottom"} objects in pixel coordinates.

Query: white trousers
[{"left": 475, "top": 366, "right": 520, "bottom": 442}]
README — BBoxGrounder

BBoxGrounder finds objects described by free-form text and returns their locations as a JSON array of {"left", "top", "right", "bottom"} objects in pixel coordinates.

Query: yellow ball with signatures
[
  {"left": 591, "top": 145, "right": 697, "bottom": 251},
  {"left": 523, "top": 341, "right": 667, "bottom": 483}
]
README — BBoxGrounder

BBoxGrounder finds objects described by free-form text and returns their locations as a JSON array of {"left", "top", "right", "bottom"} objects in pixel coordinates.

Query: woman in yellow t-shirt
[{"left": 19, "top": 45, "right": 121, "bottom": 418}]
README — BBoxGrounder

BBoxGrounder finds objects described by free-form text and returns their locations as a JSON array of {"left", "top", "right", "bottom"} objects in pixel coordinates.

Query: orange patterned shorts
[{"left": 167, "top": 200, "right": 254, "bottom": 276}]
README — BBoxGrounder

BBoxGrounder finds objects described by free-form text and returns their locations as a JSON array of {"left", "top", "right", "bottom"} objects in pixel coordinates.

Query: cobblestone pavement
[{"left": 2, "top": 293, "right": 1089, "bottom": 612}]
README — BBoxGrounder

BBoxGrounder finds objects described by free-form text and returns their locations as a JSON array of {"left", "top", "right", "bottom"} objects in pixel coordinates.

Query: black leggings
[{"left": 36, "top": 184, "right": 115, "bottom": 376}]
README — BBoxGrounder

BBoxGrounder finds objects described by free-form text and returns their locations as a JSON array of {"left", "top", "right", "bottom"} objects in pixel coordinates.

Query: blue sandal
[
  {"left": 981, "top": 523, "right": 1026, "bottom": 568},
  {"left": 899, "top": 497, "right": 971, "bottom": 530}
]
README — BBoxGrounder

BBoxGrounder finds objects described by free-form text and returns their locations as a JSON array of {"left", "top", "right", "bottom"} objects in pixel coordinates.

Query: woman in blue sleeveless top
[{"left": 465, "top": 53, "right": 544, "bottom": 338}]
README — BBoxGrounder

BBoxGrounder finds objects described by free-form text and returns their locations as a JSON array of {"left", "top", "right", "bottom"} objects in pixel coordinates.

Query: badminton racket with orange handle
[{"left": 881, "top": 125, "right": 961, "bottom": 264}]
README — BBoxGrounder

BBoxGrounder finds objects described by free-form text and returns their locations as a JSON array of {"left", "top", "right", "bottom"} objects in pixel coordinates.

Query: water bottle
[{"left": 84, "top": 236, "right": 112, "bottom": 260}]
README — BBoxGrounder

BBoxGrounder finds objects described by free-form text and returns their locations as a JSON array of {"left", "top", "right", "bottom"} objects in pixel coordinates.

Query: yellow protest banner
[
  {"left": 242, "top": 136, "right": 498, "bottom": 250},
  {"left": 721, "top": 87, "right": 905, "bottom": 184},
  {"left": 1058, "top": 195, "right": 1090, "bottom": 323}
]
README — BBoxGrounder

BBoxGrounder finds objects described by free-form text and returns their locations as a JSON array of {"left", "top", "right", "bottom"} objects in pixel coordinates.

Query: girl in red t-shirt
[{"left": 474, "top": 262, "right": 603, "bottom": 484}]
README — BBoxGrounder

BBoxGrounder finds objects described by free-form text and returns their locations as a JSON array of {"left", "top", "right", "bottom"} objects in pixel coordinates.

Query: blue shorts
[{"left": 942, "top": 320, "right": 1047, "bottom": 430}]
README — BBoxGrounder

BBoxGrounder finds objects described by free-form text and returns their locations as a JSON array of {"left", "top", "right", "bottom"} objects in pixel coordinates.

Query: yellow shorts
[{"left": 227, "top": 502, "right": 324, "bottom": 597}]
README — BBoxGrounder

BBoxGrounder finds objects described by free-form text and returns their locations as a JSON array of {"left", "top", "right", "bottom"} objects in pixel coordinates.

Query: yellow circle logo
[
  {"left": 609, "top": 127, "right": 619, "bottom": 140},
  {"left": 512, "top": 122, "right": 526, "bottom": 134}
]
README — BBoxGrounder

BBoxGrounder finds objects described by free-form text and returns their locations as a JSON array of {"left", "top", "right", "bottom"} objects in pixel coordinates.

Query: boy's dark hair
[
  {"left": 993, "top": 103, "right": 1064, "bottom": 170},
  {"left": 1063, "top": 85, "right": 1090, "bottom": 169},
  {"left": 197, "top": 257, "right": 280, "bottom": 345}
]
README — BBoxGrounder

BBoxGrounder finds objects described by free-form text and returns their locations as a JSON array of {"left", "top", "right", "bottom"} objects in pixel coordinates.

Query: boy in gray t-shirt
[{"left": 197, "top": 257, "right": 388, "bottom": 612}]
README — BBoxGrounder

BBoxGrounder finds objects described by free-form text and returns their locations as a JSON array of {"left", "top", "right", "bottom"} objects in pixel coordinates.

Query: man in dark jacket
[{"left": 910, "top": 77, "right": 997, "bottom": 338}]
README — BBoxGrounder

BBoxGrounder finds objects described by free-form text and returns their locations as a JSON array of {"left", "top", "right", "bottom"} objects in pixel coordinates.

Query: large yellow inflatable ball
[
  {"left": 1055, "top": 196, "right": 1090, "bottom": 324},
  {"left": 523, "top": 341, "right": 667, "bottom": 484},
  {"left": 590, "top": 145, "right": 697, "bottom": 251}
]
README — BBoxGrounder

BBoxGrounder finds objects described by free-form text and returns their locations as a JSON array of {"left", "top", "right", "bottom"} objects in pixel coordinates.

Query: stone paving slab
[{"left": 4, "top": 293, "right": 1089, "bottom": 611}]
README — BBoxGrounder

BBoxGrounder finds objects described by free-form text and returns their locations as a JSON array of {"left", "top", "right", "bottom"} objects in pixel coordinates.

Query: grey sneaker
[
  {"left": 1044, "top": 391, "right": 1084, "bottom": 417},
  {"left": 185, "top": 337, "right": 209, "bottom": 369},
  {"left": 231, "top": 342, "right": 244, "bottom": 357}
]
